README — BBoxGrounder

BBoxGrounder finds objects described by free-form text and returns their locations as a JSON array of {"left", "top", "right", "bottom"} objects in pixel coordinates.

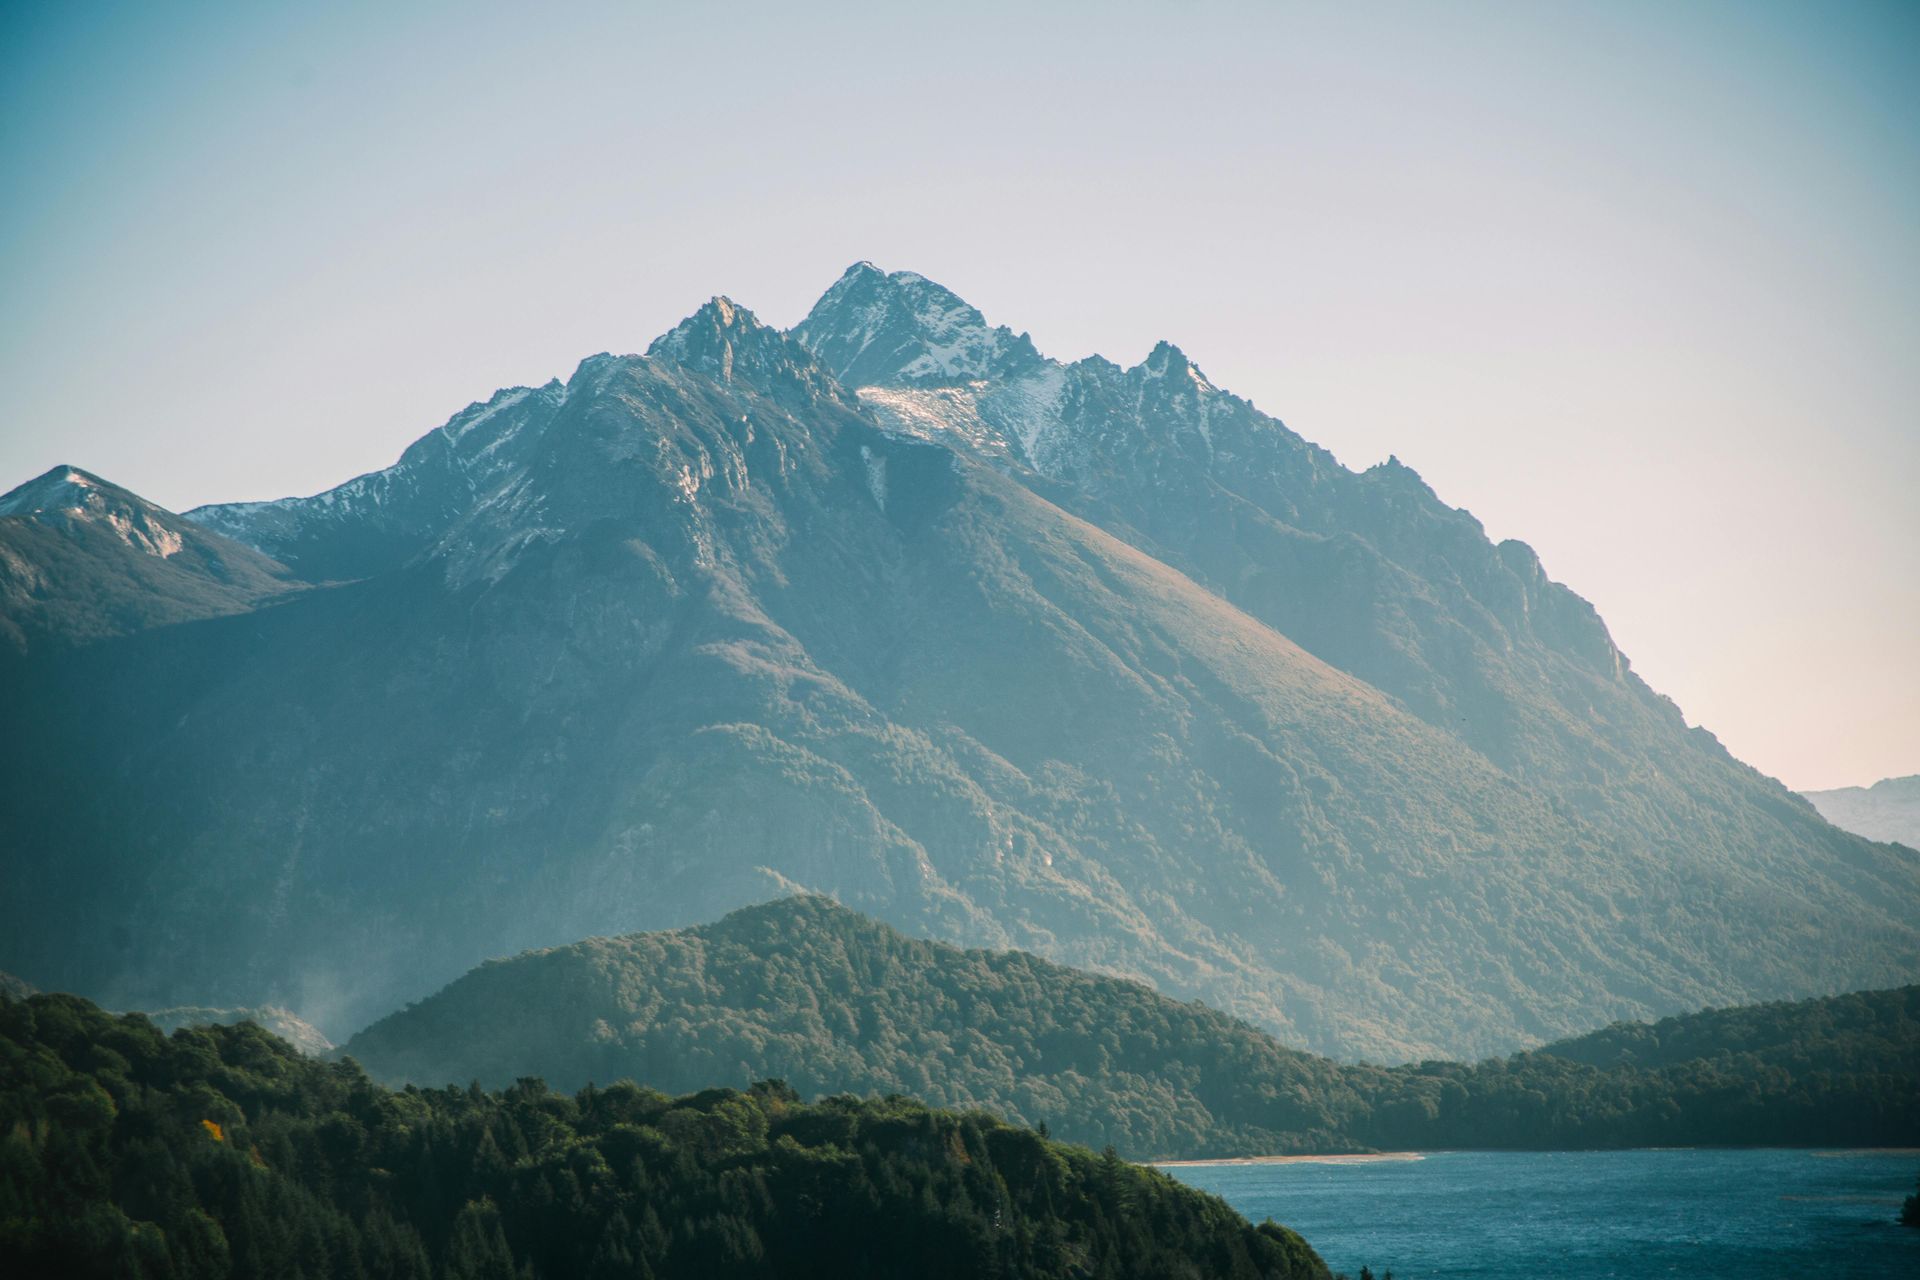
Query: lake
[{"left": 1162, "top": 1148, "right": 1919, "bottom": 1279}]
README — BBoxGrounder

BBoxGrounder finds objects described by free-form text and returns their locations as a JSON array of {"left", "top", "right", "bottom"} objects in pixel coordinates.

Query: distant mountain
[
  {"left": 343, "top": 897, "right": 1920, "bottom": 1159},
  {"left": 1802, "top": 775, "right": 1920, "bottom": 848},
  {"left": 0, "top": 465, "right": 299, "bottom": 655},
  {"left": 2, "top": 265, "right": 1915, "bottom": 1060}
]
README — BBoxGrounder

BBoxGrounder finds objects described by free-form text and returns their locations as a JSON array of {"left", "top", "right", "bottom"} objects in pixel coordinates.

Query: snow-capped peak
[
  {"left": 647, "top": 295, "right": 835, "bottom": 397},
  {"left": 0, "top": 465, "right": 105, "bottom": 518},
  {"left": 0, "top": 465, "right": 187, "bottom": 558},
  {"left": 791, "top": 262, "right": 1042, "bottom": 389},
  {"left": 1137, "top": 340, "right": 1213, "bottom": 391}
]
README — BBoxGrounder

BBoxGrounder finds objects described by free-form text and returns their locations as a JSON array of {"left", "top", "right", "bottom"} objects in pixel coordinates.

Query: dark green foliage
[
  {"left": 0, "top": 992, "right": 1328, "bottom": 1279},
  {"left": 348, "top": 899, "right": 1920, "bottom": 1160}
]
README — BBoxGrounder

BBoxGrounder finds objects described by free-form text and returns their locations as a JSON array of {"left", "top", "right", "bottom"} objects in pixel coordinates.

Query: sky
[{"left": 0, "top": 0, "right": 1914, "bottom": 791}]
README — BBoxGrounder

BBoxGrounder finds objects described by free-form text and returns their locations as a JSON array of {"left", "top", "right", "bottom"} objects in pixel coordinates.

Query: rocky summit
[{"left": 1, "top": 266, "right": 1914, "bottom": 1059}]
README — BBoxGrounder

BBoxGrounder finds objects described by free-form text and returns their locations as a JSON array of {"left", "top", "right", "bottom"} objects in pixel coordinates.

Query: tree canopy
[
  {"left": 346, "top": 898, "right": 1920, "bottom": 1159},
  {"left": 0, "top": 990, "right": 1328, "bottom": 1279}
]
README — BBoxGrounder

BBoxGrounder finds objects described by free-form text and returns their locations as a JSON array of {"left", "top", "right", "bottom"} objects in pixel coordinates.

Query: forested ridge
[
  {"left": 0, "top": 991, "right": 1329, "bottom": 1279},
  {"left": 347, "top": 898, "right": 1920, "bottom": 1160}
]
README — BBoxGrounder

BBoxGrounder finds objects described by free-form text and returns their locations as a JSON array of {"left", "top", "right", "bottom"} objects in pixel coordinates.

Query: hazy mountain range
[
  {"left": 2, "top": 263, "right": 1914, "bottom": 1060},
  {"left": 1802, "top": 775, "right": 1920, "bottom": 849}
]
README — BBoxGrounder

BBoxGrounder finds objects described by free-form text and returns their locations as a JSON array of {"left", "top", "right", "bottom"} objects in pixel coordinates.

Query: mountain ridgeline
[
  {"left": 1, "top": 263, "right": 1914, "bottom": 1060},
  {"left": 344, "top": 898, "right": 1920, "bottom": 1161},
  {"left": 1802, "top": 775, "right": 1920, "bottom": 849},
  {"left": 0, "top": 989, "right": 1329, "bottom": 1280}
]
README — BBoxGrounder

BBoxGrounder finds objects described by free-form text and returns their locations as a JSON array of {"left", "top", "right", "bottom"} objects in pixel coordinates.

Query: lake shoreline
[
  {"left": 1161, "top": 1146, "right": 1920, "bottom": 1278},
  {"left": 1151, "top": 1145, "right": 1920, "bottom": 1169},
  {"left": 1153, "top": 1152, "right": 1426, "bottom": 1168}
]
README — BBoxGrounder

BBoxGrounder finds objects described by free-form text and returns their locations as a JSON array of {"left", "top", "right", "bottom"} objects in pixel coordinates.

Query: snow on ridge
[
  {"left": 442, "top": 387, "right": 534, "bottom": 446},
  {"left": 0, "top": 467, "right": 188, "bottom": 558},
  {"left": 859, "top": 444, "right": 888, "bottom": 511},
  {"left": 795, "top": 261, "right": 1027, "bottom": 385},
  {"left": 857, "top": 385, "right": 1007, "bottom": 458},
  {"left": 983, "top": 362, "right": 1075, "bottom": 468},
  {"left": 0, "top": 467, "right": 98, "bottom": 517},
  {"left": 854, "top": 360, "right": 1079, "bottom": 478},
  {"left": 186, "top": 380, "right": 563, "bottom": 551}
]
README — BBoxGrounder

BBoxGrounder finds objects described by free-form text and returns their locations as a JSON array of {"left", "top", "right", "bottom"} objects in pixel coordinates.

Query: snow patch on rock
[{"left": 859, "top": 444, "right": 888, "bottom": 511}]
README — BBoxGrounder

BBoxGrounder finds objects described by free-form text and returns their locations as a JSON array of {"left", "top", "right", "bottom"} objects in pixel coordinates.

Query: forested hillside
[
  {"left": 1537, "top": 986, "right": 1920, "bottom": 1072},
  {"left": 347, "top": 898, "right": 1920, "bottom": 1160},
  {"left": 0, "top": 991, "right": 1328, "bottom": 1279}
]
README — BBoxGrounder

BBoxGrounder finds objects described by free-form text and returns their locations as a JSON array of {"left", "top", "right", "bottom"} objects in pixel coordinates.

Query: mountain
[
  {"left": 796, "top": 266, "right": 1883, "bottom": 930},
  {"left": 2, "top": 266, "right": 1915, "bottom": 1061},
  {"left": 2, "top": 991, "right": 1331, "bottom": 1280},
  {"left": 186, "top": 381, "right": 568, "bottom": 582},
  {"left": 1802, "top": 775, "right": 1920, "bottom": 848},
  {"left": 0, "top": 465, "right": 299, "bottom": 655},
  {"left": 342, "top": 897, "right": 1920, "bottom": 1159}
]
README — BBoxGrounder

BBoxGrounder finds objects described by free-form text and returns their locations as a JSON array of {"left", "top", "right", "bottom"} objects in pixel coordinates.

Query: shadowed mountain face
[{"left": 1, "top": 269, "right": 1914, "bottom": 1060}]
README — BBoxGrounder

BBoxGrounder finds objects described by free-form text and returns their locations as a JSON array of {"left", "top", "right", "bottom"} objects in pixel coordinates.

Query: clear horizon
[{"left": 2, "top": 0, "right": 1914, "bottom": 791}]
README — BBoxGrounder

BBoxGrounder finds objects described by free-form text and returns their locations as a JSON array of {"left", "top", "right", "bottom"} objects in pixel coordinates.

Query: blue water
[{"left": 1163, "top": 1149, "right": 1920, "bottom": 1279}]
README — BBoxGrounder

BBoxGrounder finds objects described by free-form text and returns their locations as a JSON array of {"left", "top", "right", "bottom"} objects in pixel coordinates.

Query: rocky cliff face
[{"left": 1, "top": 268, "right": 1913, "bottom": 1059}]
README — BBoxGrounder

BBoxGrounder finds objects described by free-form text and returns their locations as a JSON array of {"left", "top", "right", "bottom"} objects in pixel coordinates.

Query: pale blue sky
[{"left": 2, "top": 0, "right": 1914, "bottom": 790}]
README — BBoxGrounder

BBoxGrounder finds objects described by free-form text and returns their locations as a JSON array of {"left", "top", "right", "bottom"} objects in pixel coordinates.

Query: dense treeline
[
  {"left": 0, "top": 991, "right": 1328, "bottom": 1279},
  {"left": 346, "top": 898, "right": 1920, "bottom": 1160}
]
